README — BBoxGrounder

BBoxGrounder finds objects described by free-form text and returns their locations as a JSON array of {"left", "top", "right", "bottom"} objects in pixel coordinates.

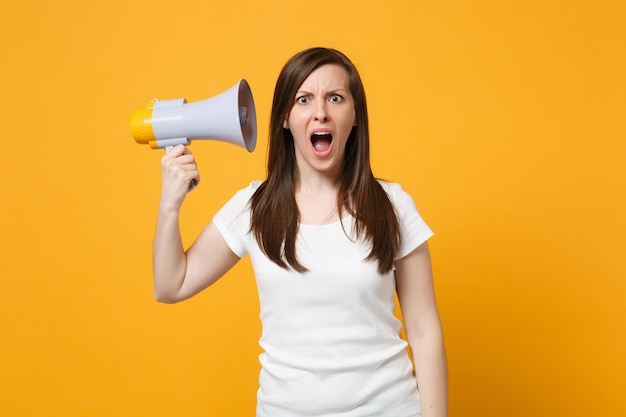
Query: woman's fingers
[{"left": 159, "top": 145, "right": 201, "bottom": 208}]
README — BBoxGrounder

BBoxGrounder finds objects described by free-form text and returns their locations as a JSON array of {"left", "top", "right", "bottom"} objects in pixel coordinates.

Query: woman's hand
[{"left": 159, "top": 144, "right": 200, "bottom": 212}]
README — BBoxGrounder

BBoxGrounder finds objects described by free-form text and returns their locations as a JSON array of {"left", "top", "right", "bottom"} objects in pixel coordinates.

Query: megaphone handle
[{"left": 165, "top": 145, "right": 197, "bottom": 192}]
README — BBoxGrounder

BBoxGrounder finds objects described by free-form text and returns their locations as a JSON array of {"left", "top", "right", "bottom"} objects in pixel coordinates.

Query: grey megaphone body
[{"left": 130, "top": 79, "right": 257, "bottom": 153}]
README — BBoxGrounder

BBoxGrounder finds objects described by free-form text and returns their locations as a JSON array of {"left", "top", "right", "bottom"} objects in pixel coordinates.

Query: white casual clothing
[{"left": 212, "top": 180, "right": 433, "bottom": 417}]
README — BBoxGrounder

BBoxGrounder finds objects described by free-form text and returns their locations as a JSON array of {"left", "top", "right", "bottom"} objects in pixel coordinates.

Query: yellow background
[{"left": 1, "top": 1, "right": 624, "bottom": 416}]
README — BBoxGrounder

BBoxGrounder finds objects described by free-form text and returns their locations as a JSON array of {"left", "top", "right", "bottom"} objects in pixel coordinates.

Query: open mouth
[{"left": 311, "top": 132, "right": 333, "bottom": 153}]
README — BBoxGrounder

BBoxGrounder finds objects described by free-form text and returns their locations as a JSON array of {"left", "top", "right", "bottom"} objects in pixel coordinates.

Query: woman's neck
[{"left": 295, "top": 176, "right": 345, "bottom": 226}]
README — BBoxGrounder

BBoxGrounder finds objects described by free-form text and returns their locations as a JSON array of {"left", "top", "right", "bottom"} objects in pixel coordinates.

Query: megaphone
[{"left": 129, "top": 78, "right": 257, "bottom": 153}]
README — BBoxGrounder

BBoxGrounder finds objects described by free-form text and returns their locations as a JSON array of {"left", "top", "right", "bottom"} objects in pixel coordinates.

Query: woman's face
[{"left": 284, "top": 64, "right": 356, "bottom": 181}]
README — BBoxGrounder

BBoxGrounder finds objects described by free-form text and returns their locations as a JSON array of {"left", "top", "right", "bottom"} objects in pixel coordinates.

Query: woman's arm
[
  {"left": 153, "top": 145, "right": 240, "bottom": 303},
  {"left": 395, "top": 242, "right": 448, "bottom": 417}
]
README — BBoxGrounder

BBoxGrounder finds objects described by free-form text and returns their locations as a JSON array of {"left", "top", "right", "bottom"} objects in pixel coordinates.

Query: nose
[{"left": 314, "top": 101, "right": 329, "bottom": 122}]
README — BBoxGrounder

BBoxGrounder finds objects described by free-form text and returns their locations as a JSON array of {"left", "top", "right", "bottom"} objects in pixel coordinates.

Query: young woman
[{"left": 153, "top": 47, "right": 447, "bottom": 417}]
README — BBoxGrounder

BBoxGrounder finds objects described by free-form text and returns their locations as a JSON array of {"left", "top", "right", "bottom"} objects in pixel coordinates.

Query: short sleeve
[
  {"left": 212, "top": 181, "right": 261, "bottom": 258},
  {"left": 381, "top": 182, "right": 434, "bottom": 260}
]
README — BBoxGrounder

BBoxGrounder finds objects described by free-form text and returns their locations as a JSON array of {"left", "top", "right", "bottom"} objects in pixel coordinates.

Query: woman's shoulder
[
  {"left": 231, "top": 180, "right": 264, "bottom": 199},
  {"left": 217, "top": 180, "right": 264, "bottom": 212},
  {"left": 375, "top": 179, "right": 416, "bottom": 209},
  {"left": 245, "top": 179, "right": 264, "bottom": 193},
  {"left": 375, "top": 179, "right": 404, "bottom": 199}
]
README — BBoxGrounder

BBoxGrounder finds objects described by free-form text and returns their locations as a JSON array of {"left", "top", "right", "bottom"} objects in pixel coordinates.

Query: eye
[
  {"left": 296, "top": 96, "right": 310, "bottom": 104},
  {"left": 329, "top": 94, "right": 343, "bottom": 103}
]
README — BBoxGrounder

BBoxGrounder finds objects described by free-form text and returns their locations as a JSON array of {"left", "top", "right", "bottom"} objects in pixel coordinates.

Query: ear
[{"left": 283, "top": 119, "right": 289, "bottom": 129}]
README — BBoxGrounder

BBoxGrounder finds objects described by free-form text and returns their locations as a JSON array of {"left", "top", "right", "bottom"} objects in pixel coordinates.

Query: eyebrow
[{"left": 295, "top": 88, "right": 349, "bottom": 96}]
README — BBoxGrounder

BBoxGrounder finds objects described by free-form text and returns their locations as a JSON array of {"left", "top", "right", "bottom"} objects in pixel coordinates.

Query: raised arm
[
  {"left": 395, "top": 242, "right": 448, "bottom": 417},
  {"left": 153, "top": 144, "right": 240, "bottom": 304}
]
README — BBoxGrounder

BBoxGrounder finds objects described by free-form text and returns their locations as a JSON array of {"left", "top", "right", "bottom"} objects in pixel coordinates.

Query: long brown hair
[{"left": 250, "top": 47, "right": 400, "bottom": 274}]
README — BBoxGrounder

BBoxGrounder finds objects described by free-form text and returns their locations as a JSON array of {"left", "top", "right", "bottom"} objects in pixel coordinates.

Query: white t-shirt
[{"left": 213, "top": 180, "right": 433, "bottom": 417}]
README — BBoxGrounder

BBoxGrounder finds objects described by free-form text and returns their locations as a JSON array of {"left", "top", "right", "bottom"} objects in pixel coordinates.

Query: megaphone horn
[{"left": 130, "top": 78, "right": 257, "bottom": 153}]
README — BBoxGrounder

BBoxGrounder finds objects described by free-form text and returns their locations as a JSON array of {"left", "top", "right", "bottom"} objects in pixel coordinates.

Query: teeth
[{"left": 310, "top": 131, "right": 333, "bottom": 152}]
